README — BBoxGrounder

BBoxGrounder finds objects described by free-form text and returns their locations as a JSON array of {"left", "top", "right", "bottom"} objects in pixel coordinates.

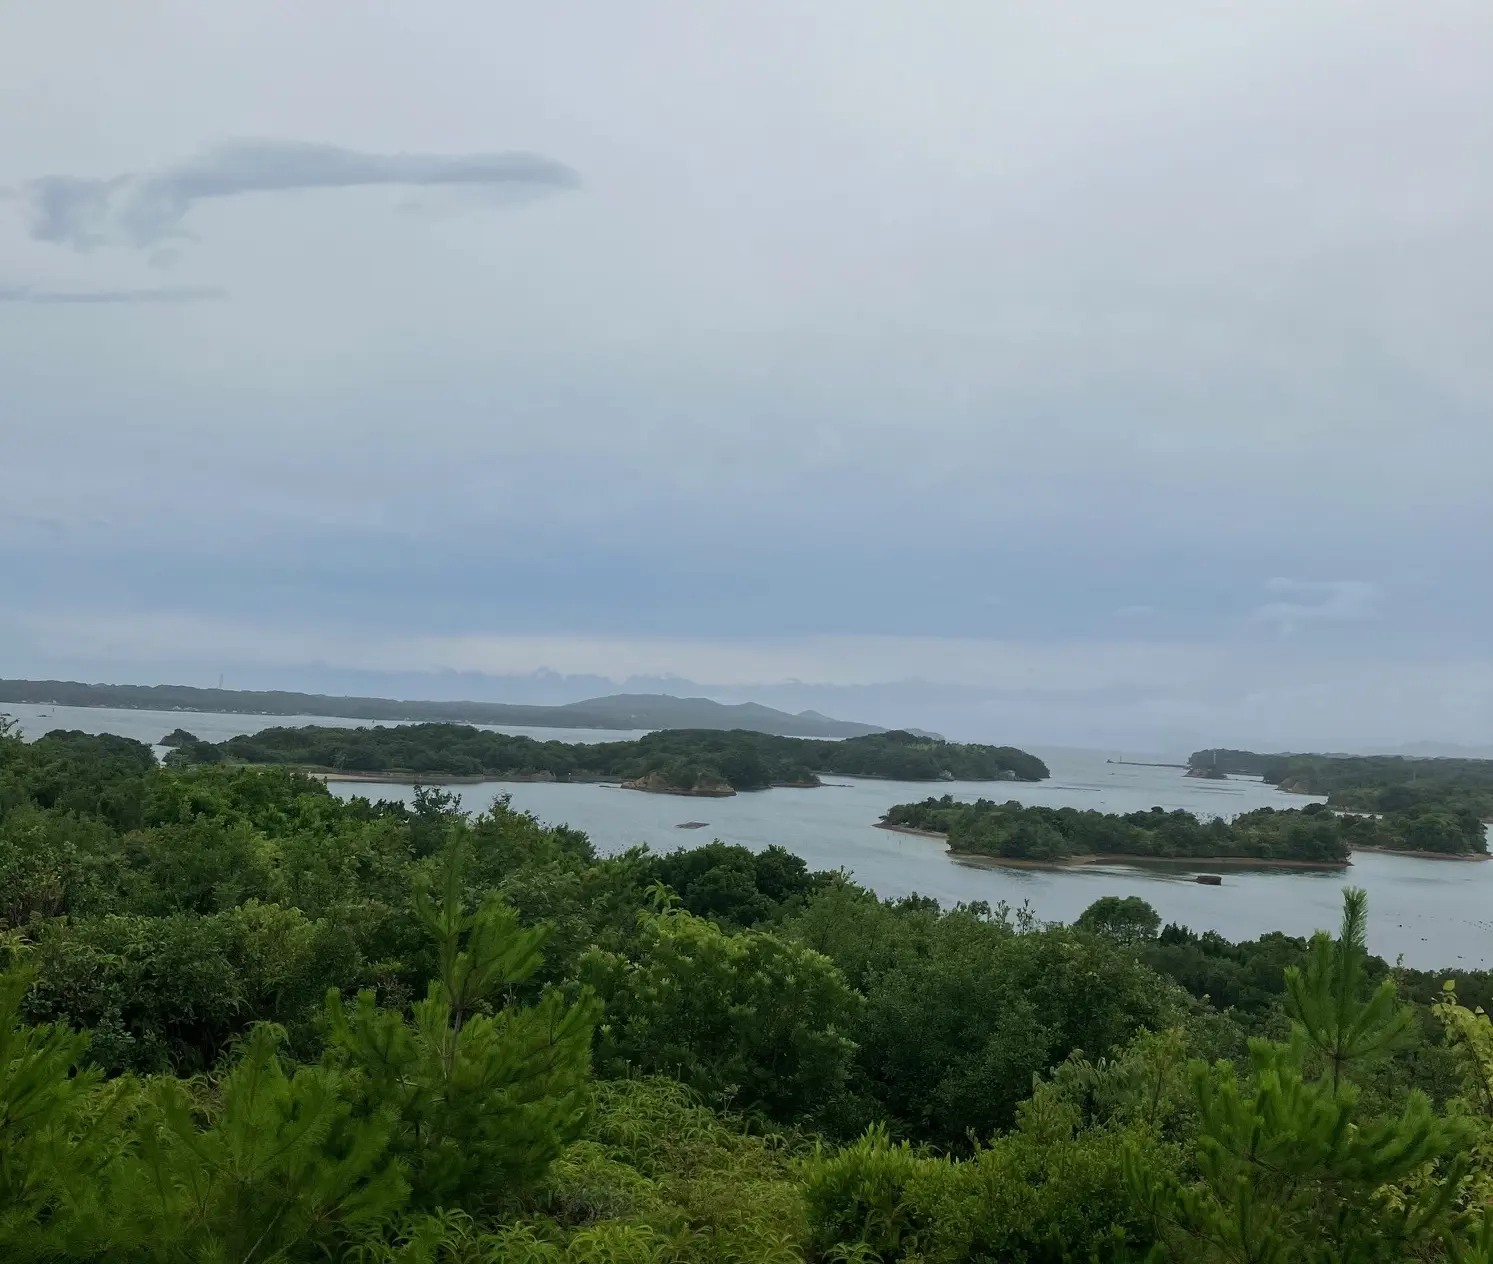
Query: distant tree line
[
  {"left": 1190, "top": 747, "right": 1493, "bottom": 822},
  {"left": 167, "top": 723, "right": 1051, "bottom": 790}
]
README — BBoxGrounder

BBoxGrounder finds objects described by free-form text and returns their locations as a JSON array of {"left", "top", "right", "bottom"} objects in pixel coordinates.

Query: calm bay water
[{"left": 9, "top": 703, "right": 1491, "bottom": 970}]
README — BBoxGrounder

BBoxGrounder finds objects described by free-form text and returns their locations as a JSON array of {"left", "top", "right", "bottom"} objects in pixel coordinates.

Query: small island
[
  {"left": 621, "top": 771, "right": 735, "bottom": 797},
  {"left": 881, "top": 797, "right": 1362, "bottom": 866},
  {"left": 881, "top": 795, "right": 1489, "bottom": 863},
  {"left": 168, "top": 724, "right": 1051, "bottom": 794}
]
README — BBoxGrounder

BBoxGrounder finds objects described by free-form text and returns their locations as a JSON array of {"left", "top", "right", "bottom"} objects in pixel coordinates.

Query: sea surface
[{"left": 8, "top": 703, "right": 1491, "bottom": 970}]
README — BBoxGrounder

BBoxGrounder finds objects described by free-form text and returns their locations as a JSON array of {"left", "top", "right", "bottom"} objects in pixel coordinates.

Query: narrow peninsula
[{"left": 1187, "top": 748, "right": 1493, "bottom": 855}]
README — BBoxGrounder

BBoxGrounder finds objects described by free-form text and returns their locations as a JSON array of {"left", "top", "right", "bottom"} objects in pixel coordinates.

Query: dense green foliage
[
  {"left": 1129, "top": 891, "right": 1468, "bottom": 1262},
  {"left": 1077, "top": 895, "right": 1163, "bottom": 943},
  {"left": 883, "top": 796, "right": 1365, "bottom": 862},
  {"left": 3, "top": 724, "right": 1491, "bottom": 1261},
  {"left": 634, "top": 840, "right": 831, "bottom": 931},
  {"left": 1187, "top": 748, "right": 1277, "bottom": 778},
  {"left": 583, "top": 899, "right": 862, "bottom": 1124},
  {"left": 175, "top": 723, "right": 1050, "bottom": 791},
  {"left": 1190, "top": 747, "right": 1493, "bottom": 831},
  {"left": 789, "top": 886, "right": 1185, "bottom": 1146},
  {"left": 1356, "top": 802, "right": 1493, "bottom": 854}
]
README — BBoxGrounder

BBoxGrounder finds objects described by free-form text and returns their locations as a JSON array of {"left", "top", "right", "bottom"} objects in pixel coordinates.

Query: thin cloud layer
[
  {"left": 24, "top": 140, "right": 579, "bottom": 251},
  {"left": 1252, "top": 580, "right": 1381, "bottom": 632},
  {"left": 0, "top": 284, "right": 224, "bottom": 304}
]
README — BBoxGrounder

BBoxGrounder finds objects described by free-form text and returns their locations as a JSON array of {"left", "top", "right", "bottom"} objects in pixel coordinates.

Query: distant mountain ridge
[{"left": 0, "top": 679, "right": 885, "bottom": 739}]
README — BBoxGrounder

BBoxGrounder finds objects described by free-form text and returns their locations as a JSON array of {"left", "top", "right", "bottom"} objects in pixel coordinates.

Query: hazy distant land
[{"left": 0, "top": 679, "right": 883, "bottom": 739}]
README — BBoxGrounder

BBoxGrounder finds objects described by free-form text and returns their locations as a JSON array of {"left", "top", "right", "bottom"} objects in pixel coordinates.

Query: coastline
[
  {"left": 950, "top": 851, "right": 1351, "bottom": 872},
  {"left": 316, "top": 770, "right": 747, "bottom": 795},
  {"left": 621, "top": 780, "right": 736, "bottom": 798},
  {"left": 1350, "top": 844, "right": 1490, "bottom": 862},
  {"left": 876, "top": 822, "right": 948, "bottom": 839},
  {"left": 312, "top": 769, "right": 826, "bottom": 795},
  {"left": 312, "top": 769, "right": 608, "bottom": 786},
  {"left": 314, "top": 769, "right": 507, "bottom": 785},
  {"left": 874, "top": 822, "right": 1349, "bottom": 869},
  {"left": 834, "top": 771, "right": 1036, "bottom": 785}
]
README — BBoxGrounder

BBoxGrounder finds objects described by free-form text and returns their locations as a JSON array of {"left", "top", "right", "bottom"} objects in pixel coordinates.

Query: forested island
[
  {"left": 2, "top": 720, "right": 1492, "bottom": 1260},
  {"left": 883, "top": 795, "right": 1490, "bottom": 861},
  {"left": 0, "top": 677, "right": 884, "bottom": 737},
  {"left": 168, "top": 722, "right": 1051, "bottom": 792},
  {"left": 1186, "top": 748, "right": 1278, "bottom": 778},
  {"left": 1189, "top": 747, "right": 1493, "bottom": 831},
  {"left": 881, "top": 796, "right": 1365, "bottom": 863}
]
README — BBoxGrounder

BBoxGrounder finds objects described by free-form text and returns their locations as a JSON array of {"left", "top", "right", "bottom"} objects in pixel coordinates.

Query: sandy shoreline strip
[
  {"left": 875, "top": 821, "right": 1349, "bottom": 869},
  {"left": 311, "top": 769, "right": 605, "bottom": 786},
  {"left": 876, "top": 822, "right": 948, "bottom": 840},
  {"left": 1349, "top": 845, "right": 1490, "bottom": 862},
  {"left": 877, "top": 822, "right": 1490, "bottom": 867},
  {"left": 314, "top": 770, "right": 497, "bottom": 785}
]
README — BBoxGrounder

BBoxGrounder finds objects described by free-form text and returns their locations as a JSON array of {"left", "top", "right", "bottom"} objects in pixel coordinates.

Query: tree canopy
[
  {"left": 0, "top": 723, "right": 1489, "bottom": 1261},
  {"left": 1190, "top": 747, "right": 1493, "bottom": 827},
  {"left": 882, "top": 796, "right": 1381, "bottom": 861},
  {"left": 171, "top": 723, "right": 1051, "bottom": 790}
]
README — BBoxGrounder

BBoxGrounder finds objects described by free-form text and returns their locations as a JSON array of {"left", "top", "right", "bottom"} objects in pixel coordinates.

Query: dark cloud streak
[
  {"left": 0, "top": 284, "right": 225, "bottom": 304},
  {"left": 25, "top": 140, "right": 579, "bottom": 250},
  {"left": 24, "top": 176, "right": 122, "bottom": 250}
]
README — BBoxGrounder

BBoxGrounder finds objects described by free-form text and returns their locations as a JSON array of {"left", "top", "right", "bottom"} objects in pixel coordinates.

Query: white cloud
[
  {"left": 1252, "top": 579, "right": 1381, "bottom": 632},
  {"left": 0, "top": 283, "right": 223, "bottom": 304}
]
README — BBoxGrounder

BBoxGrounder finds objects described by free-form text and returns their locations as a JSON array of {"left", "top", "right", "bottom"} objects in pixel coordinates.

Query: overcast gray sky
[{"left": 3, "top": 1, "right": 1491, "bottom": 749}]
